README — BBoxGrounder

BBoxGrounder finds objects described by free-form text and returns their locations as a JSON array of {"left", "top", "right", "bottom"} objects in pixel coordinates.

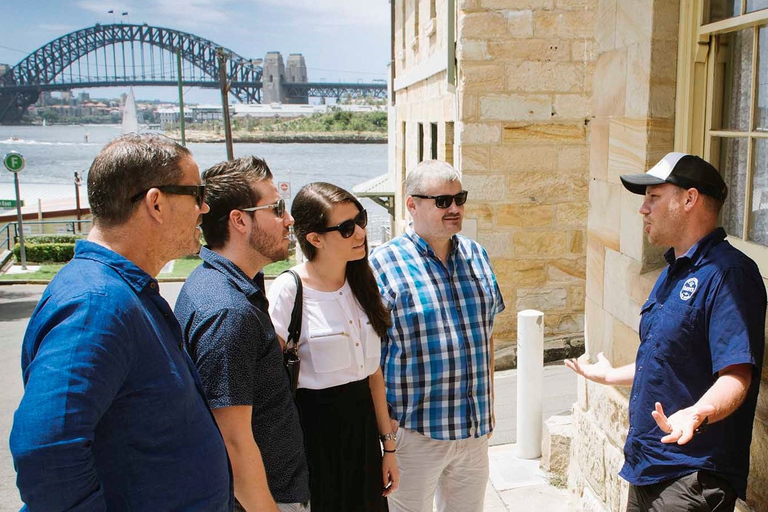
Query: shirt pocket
[
  {"left": 308, "top": 328, "right": 352, "bottom": 373},
  {"left": 360, "top": 317, "right": 382, "bottom": 367},
  {"left": 652, "top": 301, "right": 700, "bottom": 363}
]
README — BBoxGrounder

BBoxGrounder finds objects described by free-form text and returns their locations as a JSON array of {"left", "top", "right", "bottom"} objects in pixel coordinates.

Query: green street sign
[
  {"left": 0, "top": 199, "right": 23, "bottom": 209},
  {"left": 3, "top": 151, "right": 25, "bottom": 173}
]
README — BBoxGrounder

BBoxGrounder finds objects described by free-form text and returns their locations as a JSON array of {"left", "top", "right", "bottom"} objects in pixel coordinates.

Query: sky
[{"left": 0, "top": 0, "right": 391, "bottom": 104}]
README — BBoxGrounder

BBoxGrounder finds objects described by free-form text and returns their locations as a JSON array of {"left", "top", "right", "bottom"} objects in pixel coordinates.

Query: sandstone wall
[{"left": 455, "top": 0, "right": 595, "bottom": 342}]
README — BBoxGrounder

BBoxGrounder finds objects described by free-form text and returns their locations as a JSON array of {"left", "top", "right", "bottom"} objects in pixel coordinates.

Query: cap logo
[{"left": 680, "top": 277, "right": 698, "bottom": 301}]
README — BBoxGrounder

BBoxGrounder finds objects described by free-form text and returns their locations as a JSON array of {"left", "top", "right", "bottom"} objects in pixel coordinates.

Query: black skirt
[{"left": 295, "top": 377, "right": 389, "bottom": 512}]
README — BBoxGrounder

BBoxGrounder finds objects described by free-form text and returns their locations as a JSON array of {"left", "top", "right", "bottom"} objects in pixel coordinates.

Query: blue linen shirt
[
  {"left": 175, "top": 247, "right": 311, "bottom": 504},
  {"left": 10, "top": 240, "right": 232, "bottom": 512},
  {"left": 620, "top": 228, "right": 766, "bottom": 499},
  {"left": 370, "top": 228, "right": 505, "bottom": 441}
]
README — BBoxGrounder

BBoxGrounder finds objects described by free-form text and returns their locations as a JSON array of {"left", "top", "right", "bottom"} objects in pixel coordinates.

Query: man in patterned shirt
[{"left": 370, "top": 160, "right": 505, "bottom": 512}]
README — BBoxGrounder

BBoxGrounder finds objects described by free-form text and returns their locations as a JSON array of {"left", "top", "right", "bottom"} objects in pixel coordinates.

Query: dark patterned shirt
[{"left": 175, "top": 247, "right": 310, "bottom": 504}]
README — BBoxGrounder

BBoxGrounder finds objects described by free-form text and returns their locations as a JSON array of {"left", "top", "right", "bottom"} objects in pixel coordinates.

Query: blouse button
[
  {"left": 356, "top": 342, "right": 360, "bottom": 346},
  {"left": 339, "top": 291, "right": 343, "bottom": 295},
  {"left": 349, "top": 320, "right": 353, "bottom": 324}
]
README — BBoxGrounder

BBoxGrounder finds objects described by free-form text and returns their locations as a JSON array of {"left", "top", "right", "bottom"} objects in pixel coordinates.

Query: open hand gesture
[
  {"left": 564, "top": 352, "right": 614, "bottom": 385},
  {"left": 651, "top": 402, "right": 715, "bottom": 445}
]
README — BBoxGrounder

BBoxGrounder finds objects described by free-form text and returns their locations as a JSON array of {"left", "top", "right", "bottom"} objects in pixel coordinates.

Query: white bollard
[{"left": 516, "top": 309, "right": 544, "bottom": 459}]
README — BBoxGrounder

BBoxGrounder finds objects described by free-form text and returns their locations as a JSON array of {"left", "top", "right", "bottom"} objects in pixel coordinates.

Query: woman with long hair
[{"left": 267, "top": 182, "right": 398, "bottom": 512}]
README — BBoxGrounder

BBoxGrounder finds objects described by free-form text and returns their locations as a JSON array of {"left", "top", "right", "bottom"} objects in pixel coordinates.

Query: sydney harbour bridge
[{"left": 0, "top": 23, "right": 388, "bottom": 124}]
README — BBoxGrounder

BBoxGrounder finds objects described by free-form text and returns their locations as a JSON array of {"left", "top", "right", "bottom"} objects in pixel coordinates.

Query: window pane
[
  {"left": 749, "top": 139, "right": 768, "bottom": 246},
  {"left": 708, "top": 0, "right": 740, "bottom": 22},
  {"left": 758, "top": 26, "right": 768, "bottom": 131},
  {"left": 718, "top": 30, "right": 753, "bottom": 131},
  {"left": 718, "top": 137, "right": 749, "bottom": 238},
  {"left": 747, "top": 0, "right": 768, "bottom": 13}
]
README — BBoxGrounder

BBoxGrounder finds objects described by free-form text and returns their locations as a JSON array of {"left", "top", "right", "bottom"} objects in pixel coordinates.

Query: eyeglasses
[
  {"left": 132, "top": 184, "right": 206, "bottom": 207},
  {"left": 411, "top": 190, "right": 468, "bottom": 209},
  {"left": 315, "top": 209, "right": 367, "bottom": 238},
  {"left": 238, "top": 198, "right": 286, "bottom": 218}
]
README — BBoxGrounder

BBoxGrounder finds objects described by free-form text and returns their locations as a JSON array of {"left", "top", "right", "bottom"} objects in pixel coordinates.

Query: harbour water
[{"left": 0, "top": 125, "right": 390, "bottom": 239}]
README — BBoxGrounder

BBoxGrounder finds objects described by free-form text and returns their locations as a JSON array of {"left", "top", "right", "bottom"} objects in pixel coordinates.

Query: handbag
[{"left": 281, "top": 269, "right": 303, "bottom": 396}]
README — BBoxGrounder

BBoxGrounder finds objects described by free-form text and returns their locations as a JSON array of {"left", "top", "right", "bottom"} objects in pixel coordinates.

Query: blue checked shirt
[{"left": 371, "top": 228, "right": 505, "bottom": 440}]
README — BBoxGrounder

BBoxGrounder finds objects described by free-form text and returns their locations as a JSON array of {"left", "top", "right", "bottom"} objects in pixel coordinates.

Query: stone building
[{"left": 389, "top": 1, "right": 768, "bottom": 511}]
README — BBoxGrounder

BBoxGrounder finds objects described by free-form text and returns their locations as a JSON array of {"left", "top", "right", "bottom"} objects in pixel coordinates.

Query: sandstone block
[
  {"left": 604, "top": 441, "right": 629, "bottom": 512},
  {"left": 479, "top": 94, "right": 552, "bottom": 121},
  {"left": 513, "top": 230, "right": 571, "bottom": 257},
  {"left": 492, "top": 258, "right": 548, "bottom": 287},
  {"left": 611, "top": 317, "right": 639, "bottom": 368},
  {"left": 463, "top": 173, "right": 507, "bottom": 201},
  {"left": 488, "top": 39, "right": 571, "bottom": 62},
  {"left": 533, "top": 10, "right": 596, "bottom": 39},
  {"left": 625, "top": 43, "right": 652, "bottom": 118},
  {"left": 556, "top": 0, "right": 598, "bottom": 8},
  {"left": 460, "top": 63, "right": 506, "bottom": 92},
  {"left": 572, "top": 38, "right": 599, "bottom": 62},
  {"left": 586, "top": 237, "right": 606, "bottom": 305},
  {"left": 615, "top": 0, "right": 653, "bottom": 48},
  {"left": 476, "top": 231, "right": 513, "bottom": 257},
  {"left": 549, "top": 257, "right": 587, "bottom": 282},
  {"left": 595, "top": 0, "right": 617, "bottom": 53},
  {"left": 458, "top": 39, "right": 490, "bottom": 61},
  {"left": 556, "top": 201, "right": 589, "bottom": 227},
  {"left": 589, "top": 117, "right": 610, "bottom": 181},
  {"left": 558, "top": 146, "right": 589, "bottom": 172},
  {"left": 544, "top": 312, "right": 584, "bottom": 335},
  {"left": 460, "top": 11, "right": 511, "bottom": 38},
  {"left": 607, "top": 117, "right": 648, "bottom": 183},
  {"left": 459, "top": 93, "right": 478, "bottom": 121},
  {"left": 602, "top": 248, "right": 642, "bottom": 330},
  {"left": 553, "top": 93, "right": 591, "bottom": 120},
  {"left": 507, "top": 61, "right": 587, "bottom": 93},
  {"left": 491, "top": 145, "right": 558, "bottom": 172},
  {"left": 503, "top": 122, "right": 585, "bottom": 144},
  {"left": 460, "top": 144, "right": 490, "bottom": 172},
  {"left": 507, "top": 171, "right": 574, "bottom": 203},
  {"left": 592, "top": 50, "right": 627, "bottom": 117},
  {"left": 480, "top": 0, "right": 554, "bottom": 8},
  {"left": 541, "top": 414, "right": 574, "bottom": 476},
  {"left": 584, "top": 297, "right": 611, "bottom": 356},
  {"left": 652, "top": 0, "right": 681, "bottom": 42},
  {"left": 571, "top": 285, "right": 586, "bottom": 310},
  {"left": 464, "top": 202, "right": 494, "bottom": 223},
  {"left": 587, "top": 381, "right": 629, "bottom": 448},
  {"left": 588, "top": 180, "right": 621, "bottom": 248},
  {"left": 517, "top": 287, "right": 569, "bottom": 311},
  {"left": 575, "top": 405, "right": 607, "bottom": 500},
  {"left": 619, "top": 188, "right": 645, "bottom": 262},
  {"left": 508, "top": 10, "right": 535, "bottom": 39},
  {"left": 497, "top": 203, "right": 555, "bottom": 228},
  {"left": 459, "top": 122, "right": 502, "bottom": 144}
]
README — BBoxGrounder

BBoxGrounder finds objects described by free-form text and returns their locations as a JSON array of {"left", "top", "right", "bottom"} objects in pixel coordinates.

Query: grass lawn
[{"left": 1, "top": 257, "right": 296, "bottom": 281}]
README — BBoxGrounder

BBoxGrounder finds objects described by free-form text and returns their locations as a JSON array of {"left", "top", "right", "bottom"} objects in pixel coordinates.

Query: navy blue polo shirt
[{"left": 620, "top": 228, "right": 766, "bottom": 499}]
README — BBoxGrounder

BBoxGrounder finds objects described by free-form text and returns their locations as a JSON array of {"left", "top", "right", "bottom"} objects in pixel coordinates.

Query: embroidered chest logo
[{"left": 680, "top": 277, "right": 699, "bottom": 301}]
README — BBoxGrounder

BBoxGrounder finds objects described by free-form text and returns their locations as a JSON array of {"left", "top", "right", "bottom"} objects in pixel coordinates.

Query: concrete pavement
[{"left": 0, "top": 282, "right": 579, "bottom": 511}]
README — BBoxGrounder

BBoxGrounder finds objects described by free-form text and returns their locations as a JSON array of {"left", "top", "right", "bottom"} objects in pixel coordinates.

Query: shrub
[
  {"left": 13, "top": 243, "right": 75, "bottom": 263},
  {"left": 25, "top": 234, "right": 85, "bottom": 244}
]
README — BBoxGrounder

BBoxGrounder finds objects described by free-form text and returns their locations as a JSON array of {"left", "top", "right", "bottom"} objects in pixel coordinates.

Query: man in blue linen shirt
[
  {"left": 370, "top": 160, "right": 505, "bottom": 512},
  {"left": 566, "top": 153, "right": 766, "bottom": 512},
  {"left": 175, "top": 156, "right": 310, "bottom": 512},
  {"left": 10, "top": 134, "right": 232, "bottom": 511}
]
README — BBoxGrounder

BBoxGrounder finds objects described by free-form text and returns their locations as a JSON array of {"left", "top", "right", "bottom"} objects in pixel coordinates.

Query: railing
[{"left": 0, "top": 219, "right": 92, "bottom": 252}]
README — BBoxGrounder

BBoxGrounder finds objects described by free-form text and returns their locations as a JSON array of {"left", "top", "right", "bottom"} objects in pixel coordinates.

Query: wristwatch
[{"left": 379, "top": 432, "right": 397, "bottom": 443}]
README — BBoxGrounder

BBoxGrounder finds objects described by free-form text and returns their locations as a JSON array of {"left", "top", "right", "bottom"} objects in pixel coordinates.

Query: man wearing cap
[{"left": 566, "top": 152, "right": 766, "bottom": 511}]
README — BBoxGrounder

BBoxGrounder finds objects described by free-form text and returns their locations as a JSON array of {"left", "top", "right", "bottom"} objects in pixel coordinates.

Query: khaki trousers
[{"left": 388, "top": 427, "right": 489, "bottom": 512}]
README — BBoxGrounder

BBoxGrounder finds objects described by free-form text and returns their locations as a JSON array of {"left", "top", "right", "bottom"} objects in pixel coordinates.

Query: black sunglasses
[
  {"left": 132, "top": 184, "right": 206, "bottom": 207},
  {"left": 237, "top": 198, "right": 286, "bottom": 218},
  {"left": 315, "top": 209, "right": 367, "bottom": 238},
  {"left": 411, "top": 190, "right": 468, "bottom": 209}
]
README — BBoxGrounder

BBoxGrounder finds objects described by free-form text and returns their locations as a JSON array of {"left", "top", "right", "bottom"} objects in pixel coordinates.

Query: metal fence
[{"left": 1, "top": 219, "right": 92, "bottom": 252}]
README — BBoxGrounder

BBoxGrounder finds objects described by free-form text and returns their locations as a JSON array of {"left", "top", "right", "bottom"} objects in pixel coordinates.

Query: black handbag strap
[{"left": 282, "top": 269, "right": 303, "bottom": 353}]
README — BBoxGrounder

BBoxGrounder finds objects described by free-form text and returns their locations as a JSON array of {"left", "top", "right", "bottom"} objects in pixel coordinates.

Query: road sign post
[{"left": 4, "top": 151, "right": 27, "bottom": 269}]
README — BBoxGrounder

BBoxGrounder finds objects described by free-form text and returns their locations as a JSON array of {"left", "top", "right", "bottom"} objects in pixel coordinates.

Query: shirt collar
[
  {"left": 663, "top": 227, "right": 727, "bottom": 267},
  {"left": 404, "top": 225, "right": 459, "bottom": 259},
  {"left": 198, "top": 246, "right": 263, "bottom": 300},
  {"left": 74, "top": 239, "right": 155, "bottom": 293}
]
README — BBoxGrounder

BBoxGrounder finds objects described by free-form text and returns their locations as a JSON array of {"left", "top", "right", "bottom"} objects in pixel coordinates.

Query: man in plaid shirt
[{"left": 370, "top": 160, "right": 505, "bottom": 512}]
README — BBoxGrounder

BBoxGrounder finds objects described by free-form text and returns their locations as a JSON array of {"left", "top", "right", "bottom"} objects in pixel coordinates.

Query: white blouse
[{"left": 267, "top": 271, "right": 382, "bottom": 390}]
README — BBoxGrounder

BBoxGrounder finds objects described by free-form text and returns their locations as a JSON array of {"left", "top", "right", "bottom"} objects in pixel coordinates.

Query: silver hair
[{"left": 405, "top": 160, "right": 461, "bottom": 196}]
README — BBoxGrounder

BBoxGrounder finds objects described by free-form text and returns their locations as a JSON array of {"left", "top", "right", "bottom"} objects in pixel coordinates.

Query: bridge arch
[{"left": 10, "top": 23, "right": 262, "bottom": 103}]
